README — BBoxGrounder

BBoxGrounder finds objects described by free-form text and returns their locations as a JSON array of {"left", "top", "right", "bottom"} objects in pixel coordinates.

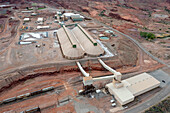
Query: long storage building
[
  {"left": 57, "top": 24, "right": 104, "bottom": 59},
  {"left": 106, "top": 73, "right": 160, "bottom": 105},
  {"left": 72, "top": 24, "right": 104, "bottom": 57},
  {"left": 57, "top": 25, "right": 84, "bottom": 59}
]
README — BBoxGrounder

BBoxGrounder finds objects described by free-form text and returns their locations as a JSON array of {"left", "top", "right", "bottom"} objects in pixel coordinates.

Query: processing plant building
[
  {"left": 57, "top": 24, "right": 104, "bottom": 59},
  {"left": 106, "top": 73, "right": 160, "bottom": 105}
]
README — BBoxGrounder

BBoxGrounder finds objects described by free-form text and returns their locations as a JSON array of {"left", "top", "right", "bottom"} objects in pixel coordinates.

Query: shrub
[
  {"left": 140, "top": 31, "right": 156, "bottom": 40},
  {"left": 140, "top": 31, "right": 147, "bottom": 38},
  {"left": 99, "top": 10, "right": 106, "bottom": 16},
  {"left": 147, "top": 33, "right": 156, "bottom": 39}
]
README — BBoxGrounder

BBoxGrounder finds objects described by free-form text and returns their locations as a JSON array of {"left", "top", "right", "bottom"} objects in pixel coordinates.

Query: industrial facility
[
  {"left": 0, "top": 2, "right": 169, "bottom": 113},
  {"left": 106, "top": 73, "right": 160, "bottom": 105}
]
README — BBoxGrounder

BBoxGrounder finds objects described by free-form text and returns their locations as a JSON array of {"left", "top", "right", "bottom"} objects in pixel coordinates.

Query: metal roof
[
  {"left": 72, "top": 25, "right": 104, "bottom": 56},
  {"left": 37, "top": 17, "right": 43, "bottom": 22},
  {"left": 125, "top": 73, "right": 161, "bottom": 96},
  {"left": 106, "top": 73, "right": 160, "bottom": 105},
  {"left": 57, "top": 24, "right": 104, "bottom": 59},
  {"left": 57, "top": 27, "right": 84, "bottom": 59}
]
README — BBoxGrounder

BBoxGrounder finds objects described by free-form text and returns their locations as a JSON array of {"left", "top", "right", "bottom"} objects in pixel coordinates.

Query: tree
[
  {"left": 147, "top": 32, "right": 156, "bottom": 39},
  {"left": 140, "top": 31, "right": 147, "bottom": 38},
  {"left": 140, "top": 32, "right": 156, "bottom": 40}
]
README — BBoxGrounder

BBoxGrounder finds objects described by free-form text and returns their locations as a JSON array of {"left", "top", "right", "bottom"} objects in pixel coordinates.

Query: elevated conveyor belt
[
  {"left": 93, "top": 75, "right": 115, "bottom": 82},
  {"left": 76, "top": 62, "right": 90, "bottom": 77},
  {"left": 98, "top": 58, "right": 122, "bottom": 81},
  {"left": 98, "top": 58, "right": 117, "bottom": 75}
]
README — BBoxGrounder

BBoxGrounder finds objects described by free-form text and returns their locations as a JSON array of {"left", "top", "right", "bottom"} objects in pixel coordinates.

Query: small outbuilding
[
  {"left": 24, "top": 18, "right": 30, "bottom": 22},
  {"left": 21, "top": 11, "right": 32, "bottom": 13},
  {"left": 37, "top": 17, "right": 44, "bottom": 22},
  {"left": 57, "top": 11, "right": 62, "bottom": 16},
  {"left": 31, "top": 13, "right": 37, "bottom": 16}
]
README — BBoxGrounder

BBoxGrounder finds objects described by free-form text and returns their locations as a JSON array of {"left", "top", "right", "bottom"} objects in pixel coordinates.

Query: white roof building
[
  {"left": 19, "top": 41, "right": 32, "bottom": 45},
  {"left": 22, "top": 38, "right": 37, "bottom": 42},
  {"left": 106, "top": 73, "right": 160, "bottom": 105},
  {"left": 37, "top": 17, "right": 44, "bottom": 22},
  {"left": 63, "top": 13, "right": 84, "bottom": 19},
  {"left": 21, "top": 11, "right": 32, "bottom": 13},
  {"left": 63, "top": 13, "right": 74, "bottom": 17},
  {"left": 31, "top": 13, "right": 37, "bottom": 16},
  {"left": 57, "top": 11, "right": 62, "bottom": 15},
  {"left": 24, "top": 18, "right": 30, "bottom": 22},
  {"left": 37, "top": 26, "right": 50, "bottom": 29}
]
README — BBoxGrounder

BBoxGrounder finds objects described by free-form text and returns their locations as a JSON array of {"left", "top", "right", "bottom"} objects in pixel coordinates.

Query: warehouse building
[
  {"left": 62, "top": 13, "right": 84, "bottom": 21},
  {"left": 106, "top": 73, "right": 160, "bottom": 105},
  {"left": 37, "top": 26, "right": 50, "bottom": 29},
  {"left": 72, "top": 24, "right": 104, "bottom": 57},
  {"left": 57, "top": 25, "right": 84, "bottom": 59},
  {"left": 57, "top": 24, "right": 104, "bottom": 59},
  {"left": 62, "top": 13, "right": 75, "bottom": 19},
  {"left": 71, "top": 14, "right": 84, "bottom": 22},
  {"left": 31, "top": 13, "right": 37, "bottom": 16}
]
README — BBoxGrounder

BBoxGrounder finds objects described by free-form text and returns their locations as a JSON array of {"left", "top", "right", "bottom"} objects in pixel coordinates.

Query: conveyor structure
[{"left": 98, "top": 58, "right": 122, "bottom": 81}]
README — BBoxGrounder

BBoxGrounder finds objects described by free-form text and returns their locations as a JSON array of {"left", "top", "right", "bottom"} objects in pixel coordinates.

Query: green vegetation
[
  {"left": 167, "top": 55, "right": 170, "bottom": 60},
  {"left": 164, "top": 6, "right": 170, "bottom": 14},
  {"left": 140, "top": 31, "right": 156, "bottom": 40},
  {"left": 99, "top": 10, "right": 106, "bottom": 17},
  {"left": 145, "top": 96, "right": 170, "bottom": 113},
  {"left": 159, "top": 42, "right": 166, "bottom": 44},
  {"left": 148, "top": 11, "right": 152, "bottom": 17},
  {"left": 143, "top": 27, "right": 148, "bottom": 30},
  {"left": 38, "top": 7, "right": 46, "bottom": 10}
]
